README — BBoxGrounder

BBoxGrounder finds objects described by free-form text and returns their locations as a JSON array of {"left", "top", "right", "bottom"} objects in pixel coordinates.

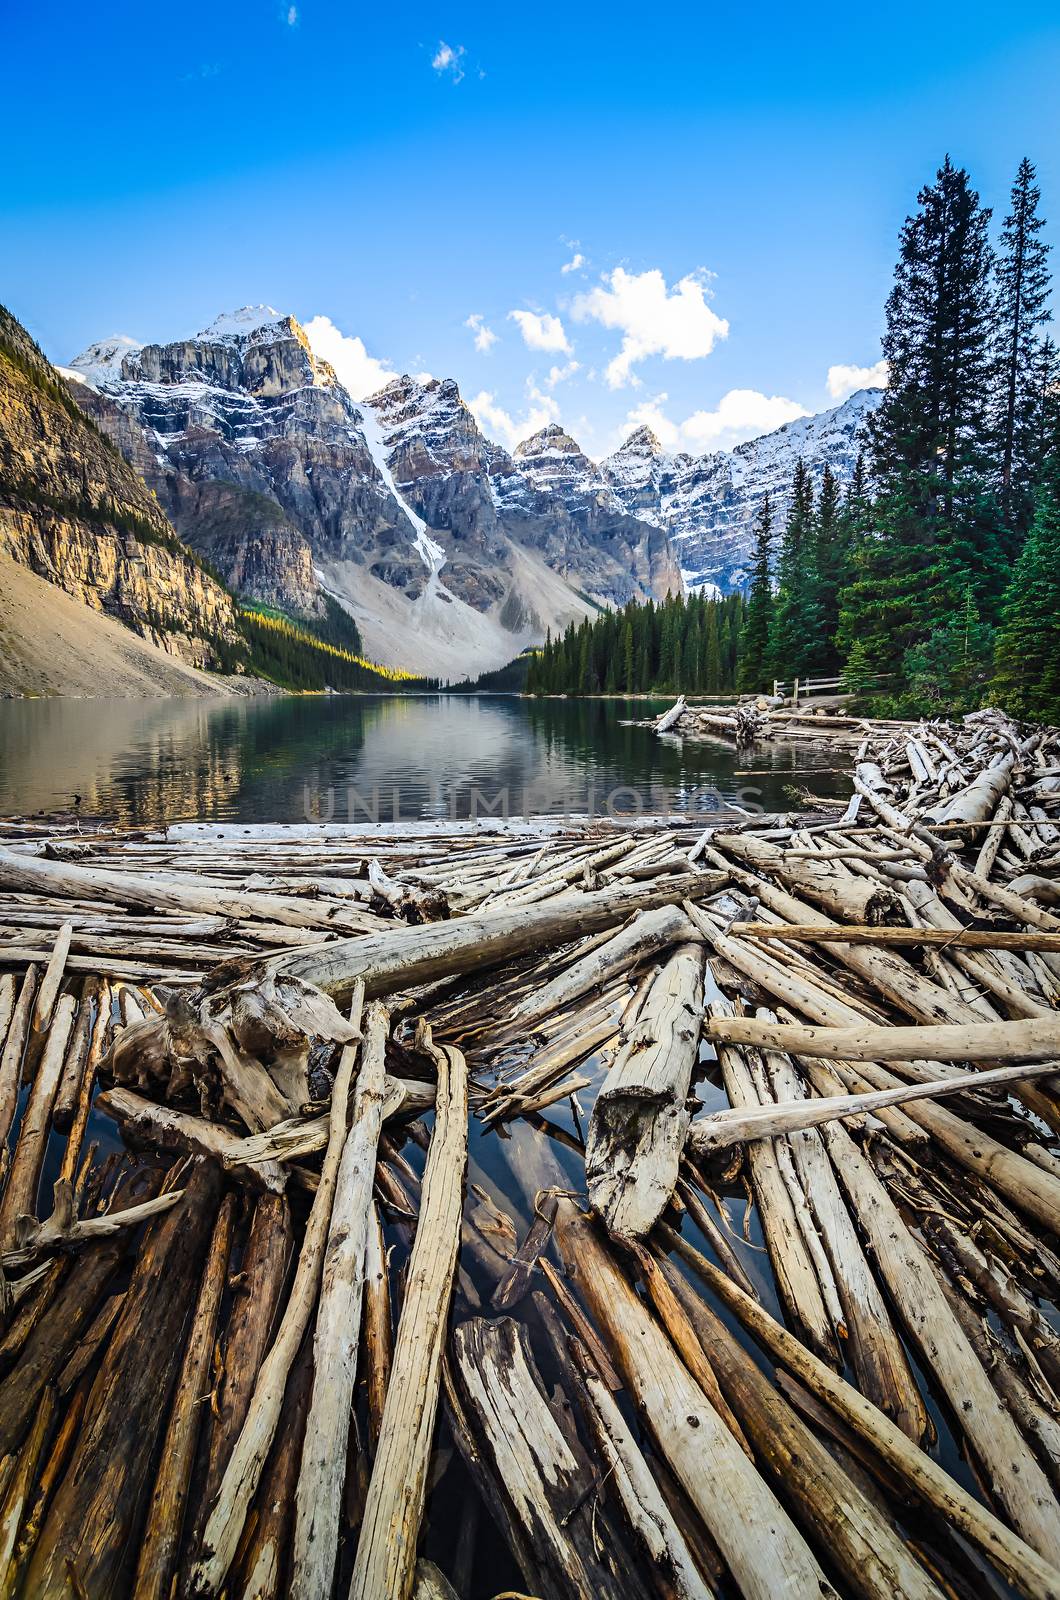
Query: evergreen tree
[
  {"left": 622, "top": 617, "right": 635, "bottom": 691},
  {"left": 813, "top": 464, "right": 848, "bottom": 670},
  {"left": 992, "top": 440, "right": 1060, "bottom": 723},
  {"left": 993, "top": 157, "right": 1052, "bottom": 545},
  {"left": 768, "top": 461, "right": 820, "bottom": 680},
  {"left": 839, "top": 157, "right": 1006, "bottom": 689},
  {"left": 737, "top": 494, "right": 774, "bottom": 691}
]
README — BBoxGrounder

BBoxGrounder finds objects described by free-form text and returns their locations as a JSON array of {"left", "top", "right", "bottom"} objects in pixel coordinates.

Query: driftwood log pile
[
  {"left": 645, "top": 692, "right": 958, "bottom": 750},
  {"left": 0, "top": 706, "right": 1059, "bottom": 1597}
]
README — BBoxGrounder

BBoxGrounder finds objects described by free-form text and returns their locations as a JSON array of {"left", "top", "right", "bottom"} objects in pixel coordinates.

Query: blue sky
[{"left": 5, "top": 1, "right": 1059, "bottom": 457}]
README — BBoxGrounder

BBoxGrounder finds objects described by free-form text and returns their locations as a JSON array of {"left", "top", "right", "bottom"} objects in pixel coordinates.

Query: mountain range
[
  {"left": 59, "top": 306, "right": 881, "bottom": 677},
  {"left": 0, "top": 301, "right": 881, "bottom": 688}
]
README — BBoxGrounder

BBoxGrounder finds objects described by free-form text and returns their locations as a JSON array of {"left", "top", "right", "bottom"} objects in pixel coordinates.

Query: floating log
[
  {"left": 586, "top": 942, "right": 705, "bottom": 1240},
  {"left": 350, "top": 1038, "right": 468, "bottom": 1600},
  {"left": 554, "top": 1200, "right": 840, "bottom": 1600},
  {"left": 662, "top": 1224, "right": 1060, "bottom": 1600},
  {"left": 730, "top": 920, "right": 1060, "bottom": 952},
  {"left": 290, "top": 1001, "right": 391, "bottom": 1600},
  {"left": 0, "top": 992, "right": 77, "bottom": 1240},
  {"left": 23, "top": 1161, "right": 221, "bottom": 1597},
  {"left": 451, "top": 1316, "right": 632, "bottom": 1600},
  {"left": 0, "top": 966, "right": 38, "bottom": 1146},
  {"left": 654, "top": 695, "right": 687, "bottom": 734},
  {"left": 708, "top": 1011, "right": 1060, "bottom": 1066},
  {"left": 188, "top": 985, "right": 366, "bottom": 1597},
  {"left": 134, "top": 1192, "right": 236, "bottom": 1600}
]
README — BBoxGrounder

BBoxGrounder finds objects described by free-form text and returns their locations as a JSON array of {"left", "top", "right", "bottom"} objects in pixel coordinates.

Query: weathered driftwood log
[
  {"left": 730, "top": 920, "right": 1060, "bottom": 952},
  {"left": 269, "top": 872, "right": 726, "bottom": 1004},
  {"left": 655, "top": 695, "right": 687, "bottom": 733},
  {"left": 59, "top": 978, "right": 110, "bottom": 1185},
  {"left": 0, "top": 975, "right": 15, "bottom": 1058},
  {"left": 0, "top": 991, "right": 77, "bottom": 1240},
  {"left": 816, "top": 1115, "right": 1060, "bottom": 1564},
  {"left": 564, "top": 1337, "right": 715, "bottom": 1600},
  {"left": 349, "top": 1039, "right": 468, "bottom": 1600},
  {"left": 658, "top": 1257, "right": 945, "bottom": 1600},
  {"left": 362, "top": 1199, "right": 392, "bottom": 1451},
  {"left": 134, "top": 1192, "right": 236, "bottom": 1600},
  {"left": 23, "top": 1161, "right": 221, "bottom": 1597},
  {"left": 0, "top": 846, "right": 378, "bottom": 934},
  {"left": 714, "top": 831, "right": 903, "bottom": 924},
  {"left": 188, "top": 984, "right": 365, "bottom": 1597},
  {"left": 451, "top": 1317, "right": 633, "bottom": 1600},
  {"left": 709, "top": 1004, "right": 837, "bottom": 1365},
  {"left": 925, "top": 751, "right": 1014, "bottom": 827},
  {"left": 661, "top": 1222, "right": 1060, "bottom": 1600},
  {"left": 496, "top": 904, "right": 701, "bottom": 1040},
  {"left": 687, "top": 1058, "right": 1060, "bottom": 1155},
  {"left": 97, "top": 1086, "right": 287, "bottom": 1192},
  {"left": 29, "top": 920, "right": 72, "bottom": 1035},
  {"left": 181, "top": 1190, "right": 292, "bottom": 1582},
  {"left": 231, "top": 1342, "right": 314, "bottom": 1600},
  {"left": 0, "top": 967, "right": 38, "bottom": 1147},
  {"left": 553, "top": 1201, "right": 839, "bottom": 1600},
  {"left": 585, "top": 942, "right": 704, "bottom": 1240},
  {"left": 290, "top": 1001, "right": 391, "bottom": 1600},
  {"left": 708, "top": 1011, "right": 1060, "bottom": 1065}
]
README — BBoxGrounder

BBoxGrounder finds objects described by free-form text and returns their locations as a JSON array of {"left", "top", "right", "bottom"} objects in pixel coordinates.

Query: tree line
[
  {"left": 530, "top": 156, "right": 1060, "bottom": 722},
  {"left": 526, "top": 591, "right": 747, "bottom": 695}
]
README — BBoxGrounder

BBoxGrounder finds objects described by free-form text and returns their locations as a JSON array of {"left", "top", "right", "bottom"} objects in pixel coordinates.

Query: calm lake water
[{"left": 0, "top": 693, "right": 848, "bottom": 825}]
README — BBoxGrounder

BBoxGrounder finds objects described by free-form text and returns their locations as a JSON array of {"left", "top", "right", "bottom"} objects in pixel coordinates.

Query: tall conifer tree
[
  {"left": 737, "top": 494, "right": 774, "bottom": 691},
  {"left": 993, "top": 157, "right": 1052, "bottom": 546},
  {"left": 768, "top": 461, "right": 820, "bottom": 679},
  {"left": 993, "top": 407, "right": 1060, "bottom": 722},
  {"left": 839, "top": 157, "right": 1006, "bottom": 688}
]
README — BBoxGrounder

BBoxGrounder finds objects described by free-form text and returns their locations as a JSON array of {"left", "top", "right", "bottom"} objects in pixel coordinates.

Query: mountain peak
[
  {"left": 68, "top": 334, "right": 144, "bottom": 387},
  {"left": 196, "top": 305, "right": 285, "bottom": 341},
  {"left": 515, "top": 422, "right": 584, "bottom": 460},
  {"left": 618, "top": 424, "right": 664, "bottom": 456}
]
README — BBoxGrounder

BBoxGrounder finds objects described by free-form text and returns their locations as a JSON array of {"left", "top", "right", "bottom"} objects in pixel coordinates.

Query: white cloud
[
  {"left": 572, "top": 266, "right": 729, "bottom": 389},
  {"left": 285, "top": 4, "right": 298, "bottom": 23},
  {"left": 508, "top": 309, "right": 571, "bottom": 354},
  {"left": 544, "top": 360, "right": 580, "bottom": 388},
  {"left": 469, "top": 386, "right": 560, "bottom": 451},
  {"left": 432, "top": 40, "right": 465, "bottom": 81},
  {"left": 621, "top": 389, "right": 809, "bottom": 454},
  {"left": 303, "top": 315, "right": 398, "bottom": 400},
  {"left": 827, "top": 359, "right": 889, "bottom": 400},
  {"left": 560, "top": 251, "right": 585, "bottom": 275},
  {"left": 464, "top": 313, "right": 497, "bottom": 353}
]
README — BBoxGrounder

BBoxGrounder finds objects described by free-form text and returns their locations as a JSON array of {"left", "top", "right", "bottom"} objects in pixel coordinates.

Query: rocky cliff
[
  {"left": 601, "top": 389, "right": 882, "bottom": 592},
  {"left": 0, "top": 306, "right": 240, "bottom": 669}
]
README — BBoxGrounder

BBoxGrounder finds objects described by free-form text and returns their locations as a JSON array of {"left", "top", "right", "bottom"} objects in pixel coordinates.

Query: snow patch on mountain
[{"left": 196, "top": 306, "right": 283, "bottom": 341}]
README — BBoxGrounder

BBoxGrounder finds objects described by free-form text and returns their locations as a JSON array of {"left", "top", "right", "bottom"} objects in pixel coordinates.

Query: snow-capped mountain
[
  {"left": 602, "top": 389, "right": 882, "bottom": 591},
  {"left": 66, "top": 310, "right": 678, "bottom": 674},
  {"left": 65, "top": 304, "right": 880, "bottom": 673}
]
